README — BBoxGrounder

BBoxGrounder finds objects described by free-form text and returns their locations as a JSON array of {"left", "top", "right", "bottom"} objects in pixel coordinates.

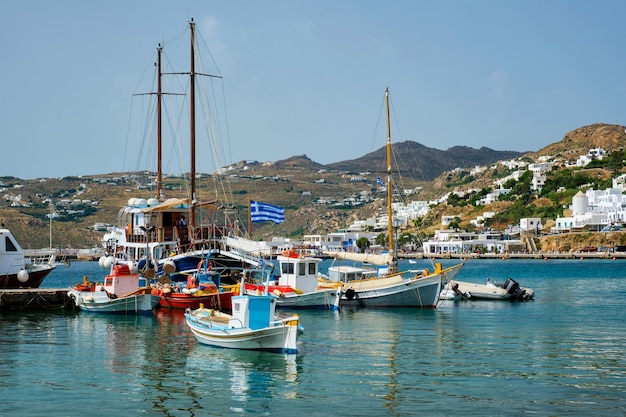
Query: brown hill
[
  {"left": 5, "top": 123, "right": 626, "bottom": 249},
  {"left": 531, "top": 123, "right": 626, "bottom": 161}
]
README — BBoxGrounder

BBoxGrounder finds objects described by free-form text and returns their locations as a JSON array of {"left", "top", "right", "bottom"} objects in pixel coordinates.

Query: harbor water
[{"left": 1, "top": 259, "right": 625, "bottom": 416}]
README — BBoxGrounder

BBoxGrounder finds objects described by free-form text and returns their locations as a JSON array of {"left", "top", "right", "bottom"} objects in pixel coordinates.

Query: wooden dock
[{"left": 0, "top": 288, "right": 73, "bottom": 311}]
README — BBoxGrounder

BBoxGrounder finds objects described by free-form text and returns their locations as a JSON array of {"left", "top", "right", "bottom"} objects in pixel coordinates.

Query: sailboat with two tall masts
[
  {"left": 325, "top": 88, "right": 463, "bottom": 308},
  {"left": 101, "top": 20, "right": 265, "bottom": 308}
]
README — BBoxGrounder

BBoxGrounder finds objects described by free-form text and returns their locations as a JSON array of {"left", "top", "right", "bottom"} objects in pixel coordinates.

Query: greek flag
[
  {"left": 376, "top": 177, "right": 385, "bottom": 186},
  {"left": 250, "top": 200, "right": 285, "bottom": 224}
]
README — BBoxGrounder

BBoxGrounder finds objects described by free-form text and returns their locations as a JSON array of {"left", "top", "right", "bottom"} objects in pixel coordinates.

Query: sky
[{"left": 2, "top": 0, "right": 626, "bottom": 179}]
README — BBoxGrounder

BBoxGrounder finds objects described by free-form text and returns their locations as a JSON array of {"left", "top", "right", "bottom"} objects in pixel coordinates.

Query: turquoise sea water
[{"left": 1, "top": 259, "right": 625, "bottom": 416}]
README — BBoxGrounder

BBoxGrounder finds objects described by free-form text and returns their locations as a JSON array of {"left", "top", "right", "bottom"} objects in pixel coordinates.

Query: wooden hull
[
  {"left": 157, "top": 291, "right": 233, "bottom": 310},
  {"left": 68, "top": 289, "right": 159, "bottom": 314},
  {"left": 340, "top": 274, "right": 442, "bottom": 308},
  {"left": 185, "top": 310, "right": 301, "bottom": 353},
  {"left": 340, "top": 264, "right": 463, "bottom": 308}
]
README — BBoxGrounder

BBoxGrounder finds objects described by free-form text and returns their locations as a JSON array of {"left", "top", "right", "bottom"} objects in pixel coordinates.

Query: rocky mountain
[{"left": 326, "top": 141, "right": 525, "bottom": 180}]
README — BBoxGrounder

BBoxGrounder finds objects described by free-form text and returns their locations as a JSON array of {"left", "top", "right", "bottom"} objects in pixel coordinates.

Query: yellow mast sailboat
[{"left": 325, "top": 88, "right": 464, "bottom": 308}]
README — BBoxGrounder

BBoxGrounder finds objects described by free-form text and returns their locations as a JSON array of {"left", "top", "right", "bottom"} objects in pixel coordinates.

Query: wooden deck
[{"left": 0, "top": 288, "right": 73, "bottom": 311}]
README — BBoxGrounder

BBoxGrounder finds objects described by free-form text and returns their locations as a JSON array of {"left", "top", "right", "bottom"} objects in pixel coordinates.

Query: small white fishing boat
[
  {"left": 442, "top": 278, "right": 534, "bottom": 301},
  {"left": 270, "top": 250, "right": 341, "bottom": 310},
  {"left": 185, "top": 281, "right": 302, "bottom": 353},
  {"left": 68, "top": 261, "right": 159, "bottom": 313}
]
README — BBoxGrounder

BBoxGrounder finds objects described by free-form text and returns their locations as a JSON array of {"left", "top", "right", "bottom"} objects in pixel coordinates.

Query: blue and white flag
[
  {"left": 250, "top": 200, "right": 285, "bottom": 224},
  {"left": 376, "top": 177, "right": 385, "bottom": 186}
]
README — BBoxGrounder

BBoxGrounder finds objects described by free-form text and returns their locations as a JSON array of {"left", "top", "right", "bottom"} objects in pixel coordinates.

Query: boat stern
[{"left": 282, "top": 315, "right": 301, "bottom": 354}]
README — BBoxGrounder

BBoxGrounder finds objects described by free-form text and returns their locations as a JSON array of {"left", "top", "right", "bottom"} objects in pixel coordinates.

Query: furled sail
[{"left": 323, "top": 251, "right": 392, "bottom": 266}]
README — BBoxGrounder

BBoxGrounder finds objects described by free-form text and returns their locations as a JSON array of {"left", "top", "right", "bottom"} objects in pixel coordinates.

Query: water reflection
[
  {"left": 186, "top": 346, "right": 299, "bottom": 411},
  {"left": 4, "top": 260, "right": 626, "bottom": 416}
]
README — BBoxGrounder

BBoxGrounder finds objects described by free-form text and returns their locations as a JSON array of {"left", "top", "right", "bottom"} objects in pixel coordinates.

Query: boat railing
[
  {"left": 127, "top": 230, "right": 151, "bottom": 244},
  {"left": 30, "top": 253, "right": 56, "bottom": 267},
  {"left": 222, "top": 236, "right": 271, "bottom": 265},
  {"left": 186, "top": 225, "right": 227, "bottom": 252}
]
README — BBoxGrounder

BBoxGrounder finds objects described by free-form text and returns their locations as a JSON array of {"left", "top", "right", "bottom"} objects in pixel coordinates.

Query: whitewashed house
[{"left": 552, "top": 186, "right": 626, "bottom": 232}]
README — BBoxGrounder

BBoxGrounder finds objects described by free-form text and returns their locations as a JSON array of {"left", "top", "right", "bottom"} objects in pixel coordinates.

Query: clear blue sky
[{"left": 2, "top": 0, "right": 625, "bottom": 179}]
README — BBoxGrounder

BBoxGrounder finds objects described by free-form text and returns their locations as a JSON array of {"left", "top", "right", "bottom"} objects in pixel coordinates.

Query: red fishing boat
[{"left": 152, "top": 270, "right": 233, "bottom": 310}]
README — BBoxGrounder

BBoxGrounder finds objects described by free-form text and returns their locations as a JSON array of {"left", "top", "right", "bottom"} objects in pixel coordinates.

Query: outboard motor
[{"left": 503, "top": 278, "right": 526, "bottom": 300}]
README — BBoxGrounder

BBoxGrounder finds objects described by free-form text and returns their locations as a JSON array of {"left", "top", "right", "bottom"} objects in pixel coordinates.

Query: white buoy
[
  {"left": 17, "top": 269, "right": 29, "bottom": 283},
  {"left": 98, "top": 256, "right": 106, "bottom": 268},
  {"left": 127, "top": 261, "right": 138, "bottom": 274},
  {"left": 103, "top": 256, "right": 115, "bottom": 269}
]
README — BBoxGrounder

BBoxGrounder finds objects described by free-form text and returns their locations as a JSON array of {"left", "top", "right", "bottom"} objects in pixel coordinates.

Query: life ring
[{"left": 207, "top": 261, "right": 212, "bottom": 271}]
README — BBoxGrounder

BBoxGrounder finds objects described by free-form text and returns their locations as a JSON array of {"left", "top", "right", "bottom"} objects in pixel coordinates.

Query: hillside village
[
  {"left": 2, "top": 123, "right": 626, "bottom": 254},
  {"left": 263, "top": 144, "right": 626, "bottom": 256}
]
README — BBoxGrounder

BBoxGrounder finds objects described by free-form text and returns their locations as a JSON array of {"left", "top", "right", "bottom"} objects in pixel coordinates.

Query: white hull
[
  {"left": 439, "top": 287, "right": 464, "bottom": 301},
  {"left": 340, "top": 263, "right": 462, "bottom": 308},
  {"left": 185, "top": 311, "right": 300, "bottom": 353},
  {"left": 443, "top": 279, "right": 534, "bottom": 301},
  {"left": 340, "top": 273, "right": 442, "bottom": 308},
  {"left": 275, "top": 288, "right": 341, "bottom": 310},
  {"left": 68, "top": 289, "right": 159, "bottom": 313}
]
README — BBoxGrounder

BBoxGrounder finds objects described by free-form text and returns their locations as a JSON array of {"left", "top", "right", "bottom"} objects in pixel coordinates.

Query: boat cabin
[
  {"left": 230, "top": 295, "right": 276, "bottom": 330},
  {"left": 101, "top": 263, "right": 146, "bottom": 296},
  {"left": 328, "top": 265, "right": 379, "bottom": 283},
  {"left": 276, "top": 252, "right": 322, "bottom": 294}
]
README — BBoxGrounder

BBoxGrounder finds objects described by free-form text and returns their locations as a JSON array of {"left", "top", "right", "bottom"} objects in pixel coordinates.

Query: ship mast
[
  {"left": 189, "top": 19, "right": 197, "bottom": 229},
  {"left": 156, "top": 44, "right": 163, "bottom": 201},
  {"left": 185, "top": 19, "right": 223, "bottom": 242},
  {"left": 385, "top": 87, "right": 397, "bottom": 274}
]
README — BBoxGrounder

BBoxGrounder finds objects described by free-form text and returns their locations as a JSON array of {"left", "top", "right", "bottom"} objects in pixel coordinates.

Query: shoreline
[{"left": 399, "top": 251, "right": 626, "bottom": 260}]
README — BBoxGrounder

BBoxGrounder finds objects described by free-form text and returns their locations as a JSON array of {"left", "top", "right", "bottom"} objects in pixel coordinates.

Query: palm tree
[{"left": 356, "top": 237, "right": 371, "bottom": 253}]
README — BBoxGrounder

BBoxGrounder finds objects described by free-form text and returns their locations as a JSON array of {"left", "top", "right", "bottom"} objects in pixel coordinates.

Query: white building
[
  {"left": 422, "top": 230, "right": 521, "bottom": 255},
  {"left": 576, "top": 148, "right": 606, "bottom": 166},
  {"left": 477, "top": 188, "right": 511, "bottom": 206},
  {"left": 528, "top": 162, "right": 552, "bottom": 192},
  {"left": 520, "top": 218, "right": 542, "bottom": 233},
  {"left": 500, "top": 159, "right": 529, "bottom": 170},
  {"left": 552, "top": 186, "right": 626, "bottom": 233},
  {"left": 441, "top": 215, "right": 461, "bottom": 227}
]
